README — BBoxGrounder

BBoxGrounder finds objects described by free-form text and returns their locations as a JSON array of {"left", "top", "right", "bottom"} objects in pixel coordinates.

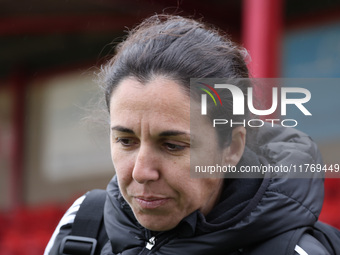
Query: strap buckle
[{"left": 60, "top": 235, "right": 97, "bottom": 255}]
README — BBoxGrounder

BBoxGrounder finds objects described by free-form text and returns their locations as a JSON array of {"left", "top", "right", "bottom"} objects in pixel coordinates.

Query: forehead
[{"left": 109, "top": 77, "right": 191, "bottom": 127}]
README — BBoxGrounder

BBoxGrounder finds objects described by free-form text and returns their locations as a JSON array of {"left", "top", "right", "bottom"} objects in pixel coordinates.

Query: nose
[{"left": 132, "top": 144, "right": 160, "bottom": 184}]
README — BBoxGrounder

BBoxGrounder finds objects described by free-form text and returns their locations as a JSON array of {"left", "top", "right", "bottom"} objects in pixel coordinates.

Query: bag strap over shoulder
[
  {"left": 312, "top": 221, "right": 340, "bottom": 254},
  {"left": 59, "top": 189, "right": 108, "bottom": 255},
  {"left": 242, "top": 227, "right": 310, "bottom": 255},
  {"left": 243, "top": 221, "right": 340, "bottom": 255}
]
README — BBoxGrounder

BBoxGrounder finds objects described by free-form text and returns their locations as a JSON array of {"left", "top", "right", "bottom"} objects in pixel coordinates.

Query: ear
[{"left": 223, "top": 126, "right": 246, "bottom": 166}]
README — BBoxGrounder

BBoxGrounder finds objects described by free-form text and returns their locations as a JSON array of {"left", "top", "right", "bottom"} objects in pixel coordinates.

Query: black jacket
[{"left": 46, "top": 125, "right": 334, "bottom": 254}]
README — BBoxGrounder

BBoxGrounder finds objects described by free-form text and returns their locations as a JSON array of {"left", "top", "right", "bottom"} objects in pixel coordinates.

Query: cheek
[
  {"left": 186, "top": 179, "right": 221, "bottom": 206},
  {"left": 111, "top": 150, "right": 135, "bottom": 187},
  {"left": 174, "top": 178, "right": 204, "bottom": 203}
]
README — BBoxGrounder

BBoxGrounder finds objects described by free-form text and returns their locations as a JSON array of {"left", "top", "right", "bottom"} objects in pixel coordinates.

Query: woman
[{"left": 45, "top": 14, "right": 337, "bottom": 254}]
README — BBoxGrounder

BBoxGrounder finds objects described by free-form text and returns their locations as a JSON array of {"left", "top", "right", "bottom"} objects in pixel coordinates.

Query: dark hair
[{"left": 101, "top": 14, "right": 253, "bottom": 147}]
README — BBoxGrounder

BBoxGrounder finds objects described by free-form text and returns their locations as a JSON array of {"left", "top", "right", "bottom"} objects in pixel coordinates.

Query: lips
[{"left": 134, "top": 196, "right": 170, "bottom": 209}]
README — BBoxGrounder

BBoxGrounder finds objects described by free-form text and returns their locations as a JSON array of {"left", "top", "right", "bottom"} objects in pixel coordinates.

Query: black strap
[
  {"left": 60, "top": 189, "right": 108, "bottom": 255},
  {"left": 313, "top": 221, "right": 340, "bottom": 254},
  {"left": 71, "top": 189, "right": 107, "bottom": 238}
]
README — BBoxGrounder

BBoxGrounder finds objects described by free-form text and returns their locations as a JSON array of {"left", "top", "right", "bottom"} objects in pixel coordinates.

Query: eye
[
  {"left": 116, "top": 138, "right": 138, "bottom": 147},
  {"left": 163, "top": 142, "right": 186, "bottom": 152}
]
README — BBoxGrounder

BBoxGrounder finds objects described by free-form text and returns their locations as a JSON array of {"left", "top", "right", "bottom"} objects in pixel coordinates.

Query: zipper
[
  {"left": 138, "top": 229, "right": 178, "bottom": 254},
  {"left": 145, "top": 236, "right": 156, "bottom": 250}
]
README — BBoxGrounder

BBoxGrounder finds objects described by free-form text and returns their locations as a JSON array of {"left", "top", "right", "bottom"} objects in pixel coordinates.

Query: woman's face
[{"left": 109, "top": 76, "right": 235, "bottom": 231}]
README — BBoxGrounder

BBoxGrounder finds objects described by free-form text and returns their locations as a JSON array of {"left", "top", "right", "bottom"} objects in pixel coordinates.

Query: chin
[{"left": 138, "top": 215, "right": 178, "bottom": 232}]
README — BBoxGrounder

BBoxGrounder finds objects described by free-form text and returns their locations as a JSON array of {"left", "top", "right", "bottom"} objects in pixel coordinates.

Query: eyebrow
[
  {"left": 111, "top": 126, "right": 135, "bottom": 134},
  {"left": 159, "top": 130, "right": 190, "bottom": 137},
  {"left": 111, "top": 126, "right": 189, "bottom": 137}
]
